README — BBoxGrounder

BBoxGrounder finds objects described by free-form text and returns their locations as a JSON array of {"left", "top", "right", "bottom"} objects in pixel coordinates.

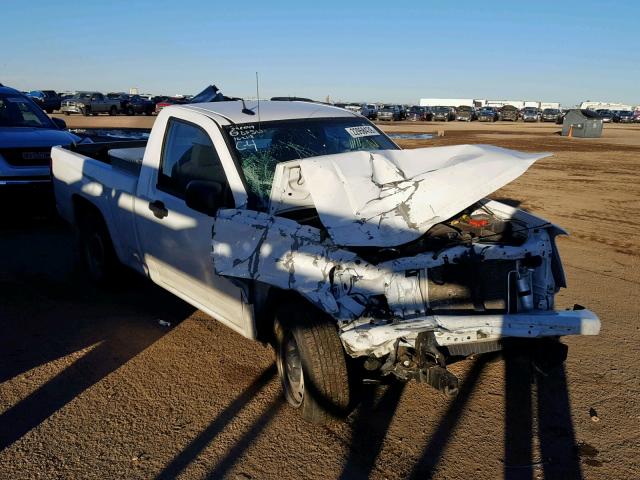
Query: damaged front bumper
[{"left": 340, "top": 307, "right": 601, "bottom": 358}]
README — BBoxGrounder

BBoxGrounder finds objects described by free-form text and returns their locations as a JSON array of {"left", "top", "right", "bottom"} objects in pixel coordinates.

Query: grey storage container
[{"left": 562, "top": 109, "right": 603, "bottom": 137}]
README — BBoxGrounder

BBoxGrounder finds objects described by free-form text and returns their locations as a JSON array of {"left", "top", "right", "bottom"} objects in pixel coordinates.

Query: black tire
[
  {"left": 64, "top": 111, "right": 70, "bottom": 116},
  {"left": 78, "top": 211, "right": 118, "bottom": 285},
  {"left": 126, "top": 106, "right": 135, "bottom": 116},
  {"left": 82, "top": 106, "right": 91, "bottom": 116},
  {"left": 46, "top": 108, "right": 54, "bottom": 114},
  {"left": 274, "top": 304, "right": 350, "bottom": 424},
  {"left": 109, "top": 106, "right": 117, "bottom": 116}
]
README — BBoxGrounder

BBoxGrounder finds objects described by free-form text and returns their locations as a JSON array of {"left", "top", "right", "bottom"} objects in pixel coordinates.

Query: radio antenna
[{"left": 256, "top": 71, "right": 261, "bottom": 130}]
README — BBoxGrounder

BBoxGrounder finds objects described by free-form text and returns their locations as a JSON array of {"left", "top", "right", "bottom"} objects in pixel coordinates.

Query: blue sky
[{"left": 2, "top": 1, "right": 638, "bottom": 106}]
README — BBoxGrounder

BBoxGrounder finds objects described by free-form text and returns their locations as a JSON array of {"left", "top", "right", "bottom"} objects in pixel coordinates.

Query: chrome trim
[{"left": 0, "top": 179, "right": 51, "bottom": 185}]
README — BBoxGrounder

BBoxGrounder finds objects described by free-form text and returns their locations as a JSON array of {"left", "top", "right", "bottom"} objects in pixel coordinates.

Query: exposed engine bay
[{"left": 211, "top": 145, "right": 600, "bottom": 394}]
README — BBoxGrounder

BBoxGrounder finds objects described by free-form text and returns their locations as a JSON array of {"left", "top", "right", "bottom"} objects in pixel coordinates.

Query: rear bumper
[{"left": 340, "top": 308, "right": 600, "bottom": 357}]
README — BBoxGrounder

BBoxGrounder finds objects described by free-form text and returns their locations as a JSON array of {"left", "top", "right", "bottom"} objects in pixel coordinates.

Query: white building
[
  {"left": 420, "top": 98, "right": 564, "bottom": 110},
  {"left": 419, "top": 98, "right": 475, "bottom": 108},
  {"left": 485, "top": 100, "right": 526, "bottom": 109},
  {"left": 580, "top": 101, "right": 632, "bottom": 111}
]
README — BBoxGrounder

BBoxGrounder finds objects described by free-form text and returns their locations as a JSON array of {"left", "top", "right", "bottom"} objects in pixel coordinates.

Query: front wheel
[{"left": 274, "top": 304, "right": 350, "bottom": 424}]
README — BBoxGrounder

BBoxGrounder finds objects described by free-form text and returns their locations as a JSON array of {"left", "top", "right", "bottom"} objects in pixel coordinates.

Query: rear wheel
[
  {"left": 78, "top": 212, "right": 118, "bottom": 285},
  {"left": 126, "top": 106, "right": 135, "bottom": 116},
  {"left": 274, "top": 304, "right": 350, "bottom": 424},
  {"left": 109, "top": 106, "right": 118, "bottom": 116},
  {"left": 82, "top": 106, "right": 91, "bottom": 116}
]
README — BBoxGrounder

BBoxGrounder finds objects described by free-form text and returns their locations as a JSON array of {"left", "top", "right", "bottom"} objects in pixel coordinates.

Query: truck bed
[
  {"left": 66, "top": 140, "right": 147, "bottom": 162},
  {"left": 52, "top": 140, "right": 150, "bottom": 272}
]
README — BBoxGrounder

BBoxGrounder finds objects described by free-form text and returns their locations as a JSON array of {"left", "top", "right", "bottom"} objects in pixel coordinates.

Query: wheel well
[
  {"left": 254, "top": 287, "right": 320, "bottom": 344},
  {"left": 72, "top": 195, "right": 106, "bottom": 232}
]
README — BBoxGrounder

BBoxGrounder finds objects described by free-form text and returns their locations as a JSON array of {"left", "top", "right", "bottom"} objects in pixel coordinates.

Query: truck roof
[{"left": 177, "top": 100, "right": 358, "bottom": 125}]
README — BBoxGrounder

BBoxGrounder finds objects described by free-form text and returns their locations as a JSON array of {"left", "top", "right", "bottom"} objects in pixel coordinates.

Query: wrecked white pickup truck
[{"left": 52, "top": 100, "right": 600, "bottom": 423}]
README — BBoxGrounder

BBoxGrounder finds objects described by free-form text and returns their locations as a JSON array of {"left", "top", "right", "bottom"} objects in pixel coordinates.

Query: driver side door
[{"left": 136, "top": 112, "right": 252, "bottom": 337}]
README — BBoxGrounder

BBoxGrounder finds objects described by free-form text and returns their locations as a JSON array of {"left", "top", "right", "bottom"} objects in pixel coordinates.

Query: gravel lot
[{"left": 1, "top": 117, "right": 638, "bottom": 479}]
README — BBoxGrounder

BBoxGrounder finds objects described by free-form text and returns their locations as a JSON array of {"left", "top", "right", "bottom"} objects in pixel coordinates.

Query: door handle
[{"left": 148, "top": 200, "right": 168, "bottom": 219}]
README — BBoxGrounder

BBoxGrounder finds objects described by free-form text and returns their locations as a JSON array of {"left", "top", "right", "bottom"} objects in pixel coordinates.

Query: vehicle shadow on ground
[
  {"left": 154, "top": 364, "right": 279, "bottom": 480},
  {"left": 503, "top": 352, "right": 583, "bottom": 479},
  {"left": 406, "top": 350, "right": 582, "bottom": 479},
  {"left": 0, "top": 199, "right": 195, "bottom": 451},
  {"left": 337, "top": 381, "right": 406, "bottom": 480}
]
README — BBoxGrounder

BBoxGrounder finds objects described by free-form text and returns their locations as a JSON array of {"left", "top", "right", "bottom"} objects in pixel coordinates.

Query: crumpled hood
[{"left": 296, "top": 145, "right": 550, "bottom": 247}]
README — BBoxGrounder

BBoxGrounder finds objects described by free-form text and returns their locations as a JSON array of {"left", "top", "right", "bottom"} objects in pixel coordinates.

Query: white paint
[
  {"left": 294, "top": 145, "right": 550, "bottom": 247},
  {"left": 340, "top": 309, "right": 601, "bottom": 357}
]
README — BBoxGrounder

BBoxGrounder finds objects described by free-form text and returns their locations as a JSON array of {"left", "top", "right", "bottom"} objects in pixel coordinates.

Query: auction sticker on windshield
[{"left": 345, "top": 125, "right": 379, "bottom": 138}]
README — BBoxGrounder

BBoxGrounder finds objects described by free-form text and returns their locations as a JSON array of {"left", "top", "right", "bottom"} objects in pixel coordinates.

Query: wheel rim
[
  {"left": 85, "top": 232, "right": 105, "bottom": 279},
  {"left": 278, "top": 332, "right": 304, "bottom": 407}
]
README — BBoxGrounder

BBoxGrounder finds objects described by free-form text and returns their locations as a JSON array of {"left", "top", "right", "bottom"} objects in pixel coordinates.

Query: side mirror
[
  {"left": 185, "top": 180, "right": 226, "bottom": 216},
  {"left": 51, "top": 117, "right": 67, "bottom": 130}
]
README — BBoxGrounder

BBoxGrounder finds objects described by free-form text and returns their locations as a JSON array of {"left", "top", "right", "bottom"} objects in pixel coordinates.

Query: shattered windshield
[{"left": 224, "top": 117, "right": 398, "bottom": 209}]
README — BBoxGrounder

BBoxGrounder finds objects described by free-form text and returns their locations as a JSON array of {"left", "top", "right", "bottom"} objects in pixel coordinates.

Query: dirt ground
[{"left": 1, "top": 116, "right": 638, "bottom": 480}]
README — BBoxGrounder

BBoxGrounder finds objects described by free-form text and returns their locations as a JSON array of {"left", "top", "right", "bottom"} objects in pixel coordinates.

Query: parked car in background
[
  {"left": 456, "top": 105, "right": 475, "bottom": 121},
  {"left": 343, "top": 103, "right": 363, "bottom": 115},
  {"left": 500, "top": 105, "right": 519, "bottom": 121},
  {"left": 541, "top": 108, "right": 562, "bottom": 123},
  {"left": 477, "top": 107, "right": 499, "bottom": 122},
  {"left": 633, "top": 110, "right": 640, "bottom": 123},
  {"left": 0, "top": 85, "right": 81, "bottom": 187},
  {"left": 61, "top": 92, "right": 121, "bottom": 116},
  {"left": 612, "top": 110, "right": 634, "bottom": 123},
  {"left": 407, "top": 105, "right": 429, "bottom": 121},
  {"left": 27, "top": 90, "right": 61, "bottom": 114},
  {"left": 377, "top": 104, "right": 402, "bottom": 121},
  {"left": 361, "top": 104, "right": 378, "bottom": 120},
  {"left": 432, "top": 106, "right": 455, "bottom": 122},
  {"left": 128, "top": 95, "right": 155, "bottom": 115},
  {"left": 107, "top": 93, "right": 155, "bottom": 116},
  {"left": 595, "top": 109, "right": 613, "bottom": 123},
  {"left": 107, "top": 92, "right": 131, "bottom": 112},
  {"left": 521, "top": 107, "right": 540, "bottom": 122}
]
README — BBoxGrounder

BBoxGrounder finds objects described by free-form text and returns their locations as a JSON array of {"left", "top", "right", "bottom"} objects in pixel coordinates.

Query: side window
[{"left": 158, "top": 118, "right": 230, "bottom": 201}]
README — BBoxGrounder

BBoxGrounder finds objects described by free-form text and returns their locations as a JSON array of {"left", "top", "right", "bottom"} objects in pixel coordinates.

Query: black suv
[{"left": 27, "top": 90, "right": 61, "bottom": 114}]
